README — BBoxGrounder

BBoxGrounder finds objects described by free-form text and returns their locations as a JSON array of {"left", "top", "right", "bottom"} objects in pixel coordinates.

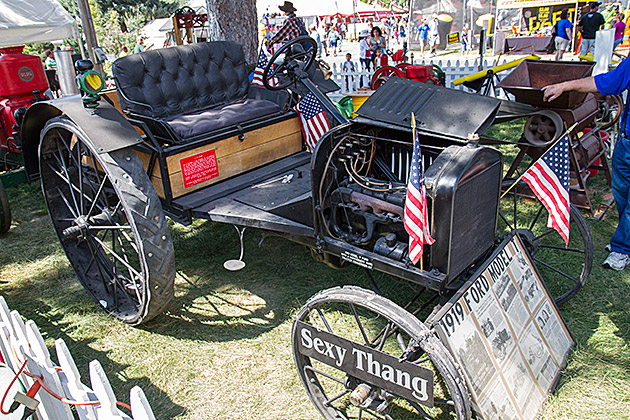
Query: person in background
[
  {"left": 418, "top": 18, "right": 429, "bottom": 54},
  {"left": 613, "top": 12, "right": 626, "bottom": 50},
  {"left": 328, "top": 26, "right": 340, "bottom": 56},
  {"left": 369, "top": 26, "right": 386, "bottom": 67},
  {"left": 428, "top": 14, "right": 440, "bottom": 56},
  {"left": 578, "top": 1, "right": 605, "bottom": 56},
  {"left": 554, "top": 9, "right": 574, "bottom": 60},
  {"left": 358, "top": 29, "right": 371, "bottom": 72},
  {"left": 603, "top": 2, "right": 616, "bottom": 28},
  {"left": 461, "top": 26, "right": 470, "bottom": 55},
  {"left": 342, "top": 53, "right": 356, "bottom": 90},
  {"left": 44, "top": 50, "right": 56, "bottom": 70},
  {"left": 319, "top": 24, "right": 328, "bottom": 56},
  {"left": 542, "top": 57, "right": 630, "bottom": 270},
  {"left": 310, "top": 26, "right": 322, "bottom": 57},
  {"left": 118, "top": 46, "right": 129, "bottom": 58},
  {"left": 133, "top": 37, "right": 153, "bottom": 54},
  {"left": 270, "top": 2, "right": 308, "bottom": 46}
]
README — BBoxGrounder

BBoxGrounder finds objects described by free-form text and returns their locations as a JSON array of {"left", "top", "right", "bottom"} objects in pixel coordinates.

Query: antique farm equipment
[
  {"left": 371, "top": 64, "right": 444, "bottom": 90},
  {"left": 0, "top": 46, "right": 49, "bottom": 166},
  {"left": 15, "top": 37, "right": 592, "bottom": 419},
  {"left": 498, "top": 59, "right": 611, "bottom": 214}
]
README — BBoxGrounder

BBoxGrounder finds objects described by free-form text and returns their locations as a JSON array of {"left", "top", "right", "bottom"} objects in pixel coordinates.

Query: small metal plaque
[
  {"left": 180, "top": 149, "right": 219, "bottom": 188},
  {"left": 295, "top": 320, "right": 434, "bottom": 406},
  {"left": 341, "top": 251, "right": 373, "bottom": 269}
]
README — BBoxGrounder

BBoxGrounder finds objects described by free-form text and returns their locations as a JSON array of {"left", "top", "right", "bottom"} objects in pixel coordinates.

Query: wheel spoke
[
  {"left": 55, "top": 140, "right": 81, "bottom": 217},
  {"left": 350, "top": 303, "right": 370, "bottom": 345},
  {"left": 324, "top": 389, "right": 350, "bottom": 406},
  {"left": 91, "top": 234, "right": 143, "bottom": 279},
  {"left": 315, "top": 307, "right": 333, "bottom": 333},
  {"left": 528, "top": 204, "right": 545, "bottom": 231},
  {"left": 304, "top": 365, "right": 345, "bottom": 385},
  {"left": 538, "top": 244, "right": 584, "bottom": 253},
  {"left": 532, "top": 256, "right": 580, "bottom": 284},
  {"left": 55, "top": 186, "right": 78, "bottom": 218},
  {"left": 86, "top": 176, "right": 108, "bottom": 219}
]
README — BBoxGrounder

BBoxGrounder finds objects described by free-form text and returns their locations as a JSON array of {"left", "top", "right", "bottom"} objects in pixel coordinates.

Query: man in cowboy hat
[{"left": 270, "top": 1, "right": 309, "bottom": 45}]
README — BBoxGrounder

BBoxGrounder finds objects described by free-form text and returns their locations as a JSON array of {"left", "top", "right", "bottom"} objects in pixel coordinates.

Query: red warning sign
[{"left": 180, "top": 149, "right": 219, "bottom": 188}]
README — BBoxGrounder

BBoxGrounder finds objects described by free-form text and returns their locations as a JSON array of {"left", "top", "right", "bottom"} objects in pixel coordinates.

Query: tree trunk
[{"left": 206, "top": 0, "right": 259, "bottom": 63}]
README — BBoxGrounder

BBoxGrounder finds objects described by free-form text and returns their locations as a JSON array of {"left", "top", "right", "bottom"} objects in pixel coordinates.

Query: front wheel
[
  {"left": 292, "top": 286, "right": 471, "bottom": 420},
  {"left": 39, "top": 116, "right": 175, "bottom": 325}
]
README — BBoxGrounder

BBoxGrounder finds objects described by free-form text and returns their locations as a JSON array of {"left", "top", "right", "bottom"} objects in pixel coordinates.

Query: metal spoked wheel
[
  {"left": 371, "top": 66, "right": 405, "bottom": 90},
  {"left": 499, "top": 181, "right": 593, "bottom": 305},
  {"left": 595, "top": 94, "right": 623, "bottom": 131},
  {"left": 292, "top": 286, "right": 472, "bottom": 420},
  {"left": 0, "top": 182, "right": 11, "bottom": 234},
  {"left": 39, "top": 116, "right": 175, "bottom": 325}
]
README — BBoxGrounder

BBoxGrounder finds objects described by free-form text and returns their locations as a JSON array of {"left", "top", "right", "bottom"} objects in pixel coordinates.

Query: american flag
[
  {"left": 294, "top": 93, "right": 331, "bottom": 151},
  {"left": 404, "top": 128, "right": 435, "bottom": 264},
  {"left": 522, "top": 134, "right": 570, "bottom": 245},
  {"left": 251, "top": 49, "right": 277, "bottom": 87}
]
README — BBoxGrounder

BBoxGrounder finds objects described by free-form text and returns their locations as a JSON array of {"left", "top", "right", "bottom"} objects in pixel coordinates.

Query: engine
[{"left": 314, "top": 125, "right": 503, "bottom": 287}]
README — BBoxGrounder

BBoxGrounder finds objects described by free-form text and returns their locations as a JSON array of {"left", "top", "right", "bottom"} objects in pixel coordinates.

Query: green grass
[{"left": 1, "top": 136, "right": 629, "bottom": 419}]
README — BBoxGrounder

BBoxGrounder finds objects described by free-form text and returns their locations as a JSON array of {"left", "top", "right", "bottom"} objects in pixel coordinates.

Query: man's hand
[{"left": 542, "top": 83, "right": 566, "bottom": 102}]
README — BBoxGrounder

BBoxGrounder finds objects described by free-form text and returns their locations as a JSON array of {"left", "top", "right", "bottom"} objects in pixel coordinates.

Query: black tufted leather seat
[{"left": 112, "top": 41, "right": 284, "bottom": 142}]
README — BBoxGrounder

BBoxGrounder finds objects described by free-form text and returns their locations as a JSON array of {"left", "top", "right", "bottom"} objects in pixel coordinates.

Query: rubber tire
[
  {"left": 0, "top": 182, "right": 11, "bottom": 234},
  {"left": 39, "top": 116, "right": 175, "bottom": 325},
  {"left": 292, "top": 286, "right": 472, "bottom": 420}
]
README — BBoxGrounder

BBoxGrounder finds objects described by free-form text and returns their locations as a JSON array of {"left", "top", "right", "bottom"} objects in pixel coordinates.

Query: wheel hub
[
  {"left": 62, "top": 207, "right": 117, "bottom": 241},
  {"left": 514, "top": 228, "right": 539, "bottom": 256}
]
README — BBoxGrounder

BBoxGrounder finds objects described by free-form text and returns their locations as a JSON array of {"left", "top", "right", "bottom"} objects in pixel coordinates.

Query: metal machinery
[
  {"left": 171, "top": 6, "right": 208, "bottom": 46},
  {"left": 0, "top": 45, "right": 51, "bottom": 233},
  {"left": 498, "top": 60, "right": 613, "bottom": 214},
  {"left": 15, "top": 38, "right": 594, "bottom": 419}
]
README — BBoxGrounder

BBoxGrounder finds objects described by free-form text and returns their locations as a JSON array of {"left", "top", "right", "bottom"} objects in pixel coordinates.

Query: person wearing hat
[
  {"left": 133, "top": 37, "right": 153, "bottom": 54},
  {"left": 270, "top": 1, "right": 309, "bottom": 46},
  {"left": 578, "top": 2, "right": 605, "bottom": 56},
  {"left": 358, "top": 29, "right": 371, "bottom": 86}
]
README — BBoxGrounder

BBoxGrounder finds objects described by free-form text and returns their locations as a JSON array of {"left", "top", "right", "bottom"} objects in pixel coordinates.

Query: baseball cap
[{"left": 590, "top": 1, "right": 601, "bottom": 7}]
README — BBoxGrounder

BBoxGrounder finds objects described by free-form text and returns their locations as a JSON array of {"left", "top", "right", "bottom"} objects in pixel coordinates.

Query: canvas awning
[{"left": 0, "top": 0, "right": 79, "bottom": 47}]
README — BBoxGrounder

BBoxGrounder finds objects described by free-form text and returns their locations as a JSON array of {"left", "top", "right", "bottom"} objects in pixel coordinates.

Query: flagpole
[{"left": 500, "top": 122, "right": 578, "bottom": 200}]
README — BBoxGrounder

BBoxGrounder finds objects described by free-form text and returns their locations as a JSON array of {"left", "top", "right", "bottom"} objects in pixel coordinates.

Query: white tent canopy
[
  {"left": 256, "top": 0, "right": 395, "bottom": 17},
  {"left": 0, "top": 0, "right": 79, "bottom": 47}
]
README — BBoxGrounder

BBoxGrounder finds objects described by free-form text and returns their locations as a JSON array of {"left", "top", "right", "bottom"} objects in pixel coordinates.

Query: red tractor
[
  {"left": 370, "top": 48, "right": 446, "bottom": 90},
  {"left": 0, "top": 45, "right": 51, "bottom": 233}
]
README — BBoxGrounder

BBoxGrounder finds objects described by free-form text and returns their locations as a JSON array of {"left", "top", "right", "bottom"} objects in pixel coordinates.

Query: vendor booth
[
  {"left": 494, "top": 0, "right": 587, "bottom": 54},
  {"left": 408, "top": 0, "right": 493, "bottom": 51}
]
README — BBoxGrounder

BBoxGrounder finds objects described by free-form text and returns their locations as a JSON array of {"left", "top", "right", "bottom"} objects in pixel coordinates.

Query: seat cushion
[
  {"left": 113, "top": 42, "right": 250, "bottom": 119},
  {"left": 165, "top": 99, "right": 282, "bottom": 140}
]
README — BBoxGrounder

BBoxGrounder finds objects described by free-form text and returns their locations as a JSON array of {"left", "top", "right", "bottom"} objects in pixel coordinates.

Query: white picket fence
[
  {"left": 0, "top": 297, "right": 155, "bottom": 420},
  {"left": 329, "top": 56, "right": 517, "bottom": 94}
]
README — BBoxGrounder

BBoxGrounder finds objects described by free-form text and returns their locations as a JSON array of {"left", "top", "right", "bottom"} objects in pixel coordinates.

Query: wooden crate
[{"left": 135, "top": 116, "right": 303, "bottom": 198}]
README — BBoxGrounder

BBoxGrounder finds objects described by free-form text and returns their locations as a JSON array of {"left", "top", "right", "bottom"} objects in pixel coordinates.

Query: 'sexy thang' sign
[{"left": 295, "top": 321, "right": 435, "bottom": 406}]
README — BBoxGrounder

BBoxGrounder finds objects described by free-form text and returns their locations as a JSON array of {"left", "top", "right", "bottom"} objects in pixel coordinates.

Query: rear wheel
[
  {"left": 498, "top": 181, "right": 593, "bottom": 305},
  {"left": 292, "top": 286, "right": 471, "bottom": 420},
  {"left": 0, "top": 182, "right": 11, "bottom": 234},
  {"left": 39, "top": 116, "right": 175, "bottom": 325}
]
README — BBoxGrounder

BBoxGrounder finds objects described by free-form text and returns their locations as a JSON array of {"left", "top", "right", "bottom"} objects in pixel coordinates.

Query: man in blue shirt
[
  {"left": 543, "top": 58, "right": 630, "bottom": 270},
  {"left": 554, "top": 9, "right": 573, "bottom": 60}
]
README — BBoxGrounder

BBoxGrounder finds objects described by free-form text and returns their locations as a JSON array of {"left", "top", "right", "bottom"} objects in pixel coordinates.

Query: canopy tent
[
  {"left": 256, "top": 0, "right": 398, "bottom": 18},
  {"left": 0, "top": 0, "right": 79, "bottom": 47}
]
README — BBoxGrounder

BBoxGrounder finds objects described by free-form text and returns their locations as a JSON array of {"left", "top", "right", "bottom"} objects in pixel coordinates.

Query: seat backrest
[{"left": 112, "top": 41, "right": 250, "bottom": 119}]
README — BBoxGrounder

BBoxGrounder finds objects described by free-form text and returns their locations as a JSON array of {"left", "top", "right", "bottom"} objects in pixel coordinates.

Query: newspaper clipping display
[{"left": 434, "top": 235, "right": 574, "bottom": 420}]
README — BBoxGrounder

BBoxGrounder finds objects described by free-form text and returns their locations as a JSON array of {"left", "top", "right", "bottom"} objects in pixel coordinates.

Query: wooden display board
[{"left": 433, "top": 234, "right": 574, "bottom": 420}]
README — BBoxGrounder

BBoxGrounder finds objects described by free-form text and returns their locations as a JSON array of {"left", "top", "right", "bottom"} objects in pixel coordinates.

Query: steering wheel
[{"left": 262, "top": 36, "right": 317, "bottom": 90}]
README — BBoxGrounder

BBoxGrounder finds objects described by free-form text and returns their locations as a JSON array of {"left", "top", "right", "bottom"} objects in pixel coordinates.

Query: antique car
[{"left": 16, "top": 37, "right": 592, "bottom": 419}]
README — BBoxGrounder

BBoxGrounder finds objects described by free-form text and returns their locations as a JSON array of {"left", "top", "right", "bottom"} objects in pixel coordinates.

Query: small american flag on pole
[
  {"left": 294, "top": 93, "right": 331, "bottom": 152},
  {"left": 522, "top": 133, "right": 570, "bottom": 245},
  {"left": 404, "top": 115, "right": 435, "bottom": 265},
  {"left": 251, "top": 48, "right": 277, "bottom": 87}
]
